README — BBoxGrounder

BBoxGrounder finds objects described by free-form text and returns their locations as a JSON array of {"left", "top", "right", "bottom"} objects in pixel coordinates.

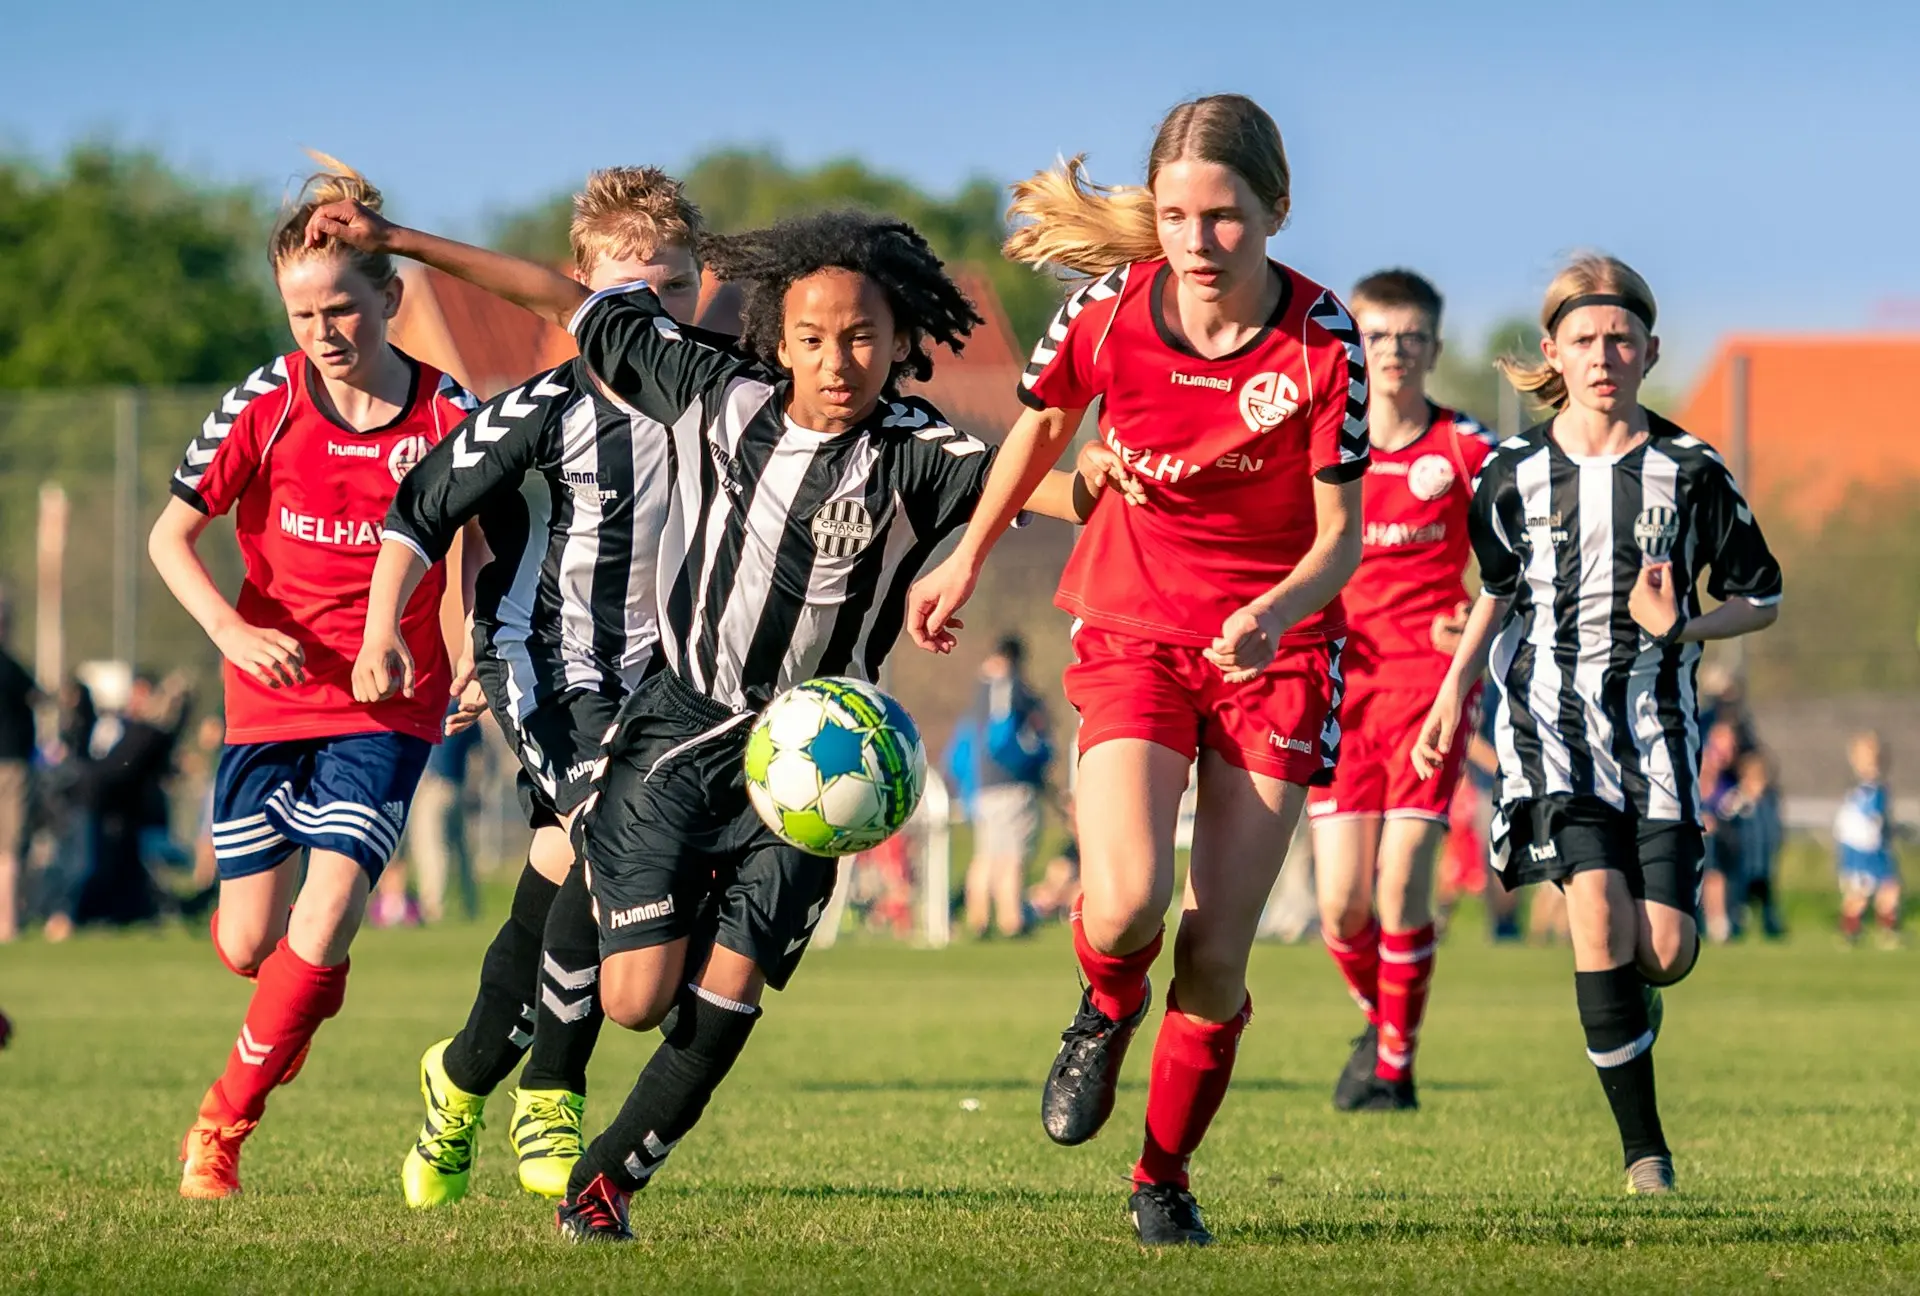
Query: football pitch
[{"left": 2, "top": 900, "right": 1915, "bottom": 1294}]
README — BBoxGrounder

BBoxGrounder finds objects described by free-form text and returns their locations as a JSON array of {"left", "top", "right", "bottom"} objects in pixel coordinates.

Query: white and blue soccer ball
[{"left": 743, "top": 677, "right": 927, "bottom": 856}]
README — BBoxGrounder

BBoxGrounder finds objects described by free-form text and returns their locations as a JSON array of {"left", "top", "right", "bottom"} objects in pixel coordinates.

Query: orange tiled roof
[{"left": 1677, "top": 334, "right": 1920, "bottom": 524}]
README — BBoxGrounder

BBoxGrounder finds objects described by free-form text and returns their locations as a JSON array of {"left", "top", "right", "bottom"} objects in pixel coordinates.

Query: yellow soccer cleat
[
  {"left": 400, "top": 1039, "right": 487, "bottom": 1209},
  {"left": 509, "top": 1088, "right": 586, "bottom": 1200}
]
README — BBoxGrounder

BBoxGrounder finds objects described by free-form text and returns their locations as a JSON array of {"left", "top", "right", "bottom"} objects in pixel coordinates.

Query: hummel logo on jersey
[
  {"left": 562, "top": 469, "right": 620, "bottom": 503},
  {"left": 1170, "top": 371, "right": 1233, "bottom": 392},
  {"left": 608, "top": 898, "right": 675, "bottom": 929},
  {"left": 326, "top": 441, "right": 380, "bottom": 459},
  {"left": 1239, "top": 372, "right": 1300, "bottom": 433},
  {"left": 707, "top": 440, "right": 745, "bottom": 499},
  {"left": 279, "top": 507, "right": 381, "bottom": 547}
]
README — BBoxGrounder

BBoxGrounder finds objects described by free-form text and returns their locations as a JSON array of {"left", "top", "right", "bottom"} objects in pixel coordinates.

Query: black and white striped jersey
[
  {"left": 1471, "top": 414, "right": 1783, "bottom": 825},
  {"left": 566, "top": 281, "right": 999, "bottom": 714},
  {"left": 383, "top": 358, "right": 668, "bottom": 720}
]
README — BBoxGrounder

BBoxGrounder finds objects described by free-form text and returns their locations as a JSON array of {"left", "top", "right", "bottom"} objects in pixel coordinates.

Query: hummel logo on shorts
[{"left": 609, "top": 898, "right": 675, "bottom": 929}]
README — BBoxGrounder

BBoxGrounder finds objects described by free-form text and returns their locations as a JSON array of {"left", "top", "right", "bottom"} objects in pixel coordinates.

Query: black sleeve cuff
[
  {"left": 1317, "top": 457, "right": 1370, "bottom": 485},
  {"left": 168, "top": 478, "right": 211, "bottom": 515},
  {"left": 1016, "top": 384, "right": 1048, "bottom": 411}
]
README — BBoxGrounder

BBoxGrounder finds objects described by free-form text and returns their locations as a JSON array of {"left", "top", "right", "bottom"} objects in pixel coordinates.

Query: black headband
[{"left": 1547, "top": 292, "right": 1655, "bottom": 336}]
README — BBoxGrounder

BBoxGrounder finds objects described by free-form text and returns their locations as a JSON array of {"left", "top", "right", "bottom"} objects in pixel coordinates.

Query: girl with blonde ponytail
[
  {"left": 907, "top": 93, "right": 1365, "bottom": 1247},
  {"left": 1412, "top": 254, "right": 1784, "bottom": 1195},
  {"left": 149, "top": 153, "right": 479, "bottom": 1200}
]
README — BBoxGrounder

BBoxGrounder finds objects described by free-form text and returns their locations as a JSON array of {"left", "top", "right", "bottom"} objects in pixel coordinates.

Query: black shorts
[
  {"left": 476, "top": 655, "right": 625, "bottom": 829},
  {"left": 1496, "top": 796, "right": 1703, "bottom": 911},
  {"left": 575, "top": 670, "right": 838, "bottom": 990}
]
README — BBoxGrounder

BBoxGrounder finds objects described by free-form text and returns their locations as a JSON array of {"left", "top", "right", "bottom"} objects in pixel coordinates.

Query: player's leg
[
  {"left": 1873, "top": 878, "right": 1903, "bottom": 947},
  {"left": 1560, "top": 823, "right": 1673, "bottom": 1195},
  {"left": 1128, "top": 748, "right": 1301, "bottom": 1246},
  {"left": 559, "top": 832, "right": 835, "bottom": 1242},
  {"left": 1312, "top": 811, "right": 1382, "bottom": 1109},
  {"left": 1838, "top": 876, "right": 1869, "bottom": 943},
  {"left": 1368, "top": 815, "right": 1444, "bottom": 1107}
]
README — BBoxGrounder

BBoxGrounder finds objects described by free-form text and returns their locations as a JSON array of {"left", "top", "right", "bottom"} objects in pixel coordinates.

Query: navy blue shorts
[{"left": 210, "top": 732, "right": 432, "bottom": 880}]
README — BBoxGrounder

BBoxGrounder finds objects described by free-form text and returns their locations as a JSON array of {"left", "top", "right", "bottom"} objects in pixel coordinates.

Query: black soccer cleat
[
  {"left": 555, "top": 1173, "right": 633, "bottom": 1243},
  {"left": 1041, "top": 980, "right": 1151, "bottom": 1146},
  {"left": 1129, "top": 1182, "right": 1214, "bottom": 1247},
  {"left": 1353, "top": 1074, "right": 1418, "bottom": 1112},
  {"left": 1332, "top": 1023, "right": 1380, "bottom": 1111}
]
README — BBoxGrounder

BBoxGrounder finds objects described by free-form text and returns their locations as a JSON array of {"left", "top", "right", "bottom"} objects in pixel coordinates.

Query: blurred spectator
[
  {"left": 957, "top": 635, "right": 1051, "bottom": 939},
  {"left": 1723, "top": 748, "right": 1785, "bottom": 939},
  {"left": 398, "top": 706, "right": 483, "bottom": 923},
  {"left": 1697, "top": 666, "right": 1759, "bottom": 759},
  {"left": 1027, "top": 793, "right": 1082, "bottom": 924},
  {"left": 1700, "top": 720, "right": 1744, "bottom": 942},
  {"left": 0, "top": 594, "right": 41, "bottom": 943},
  {"left": 1835, "top": 731, "right": 1904, "bottom": 949},
  {"left": 33, "top": 676, "right": 98, "bottom": 934},
  {"left": 51, "top": 671, "right": 191, "bottom": 935}
]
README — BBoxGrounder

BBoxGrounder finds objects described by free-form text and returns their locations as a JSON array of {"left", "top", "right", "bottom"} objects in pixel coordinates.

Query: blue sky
[{"left": 5, "top": 0, "right": 1916, "bottom": 380}]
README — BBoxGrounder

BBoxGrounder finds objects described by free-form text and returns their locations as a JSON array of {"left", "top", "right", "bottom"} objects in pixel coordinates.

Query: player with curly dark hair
[{"left": 308, "top": 197, "right": 1099, "bottom": 1241}]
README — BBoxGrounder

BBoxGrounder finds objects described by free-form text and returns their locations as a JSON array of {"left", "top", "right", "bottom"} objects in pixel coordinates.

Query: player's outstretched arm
[
  {"left": 305, "top": 201, "right": 588, "bottom": 330},
  {"left": 1411, "top": 591, "right": 1509, "bottom": 780},
  {"left": 905, "top": 404, "right": 1084, "bottom": 653},
  {"left": 354, "top": 539, "right": 431, "bottom": 703},
  {"left": 149, "top": 497, "right": 306, "bottom": 688}
]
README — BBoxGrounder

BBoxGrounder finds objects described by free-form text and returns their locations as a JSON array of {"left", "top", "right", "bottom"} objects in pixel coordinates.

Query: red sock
[
  {"left": 1133, "top": 984, "right": 1250, "bottom": 1190},
  {"left": 1841, "top": 908, "right": 1864, "bottom": 939},
  {"left": 1323, "top": 919, "right": 1380, "bottom": 1023},
  {"left": 1072, "top": 898, "right": 1161, "bottom": 1022},
  {"left": 204, "top": 940, "right": 349, "bottom": 1124},
  {"left": 1375, "top": 924, "right": 1437, "bottom": 1082}
]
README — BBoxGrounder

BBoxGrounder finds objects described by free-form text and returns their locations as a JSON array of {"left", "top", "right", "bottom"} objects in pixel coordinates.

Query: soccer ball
[{"left": 743, "top": 677, "right": 927, "bottom": 856}]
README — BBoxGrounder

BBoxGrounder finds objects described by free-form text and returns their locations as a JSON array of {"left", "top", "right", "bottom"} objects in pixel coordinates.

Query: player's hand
[
  {"left": 306, "top": 200, "right": 398, "bottom": 254},
  {"left": 1204, "top": 603, "right": 1280, "bottom": 684},
  {"left": 445, "top": 669, "right": 489, "bottom": 736},
  {"left": 1430, "top": 601, "right": 1470, "bottom": 655},
  {"left": 904, "top": 555, "right": 974, "bottom": 654},
  {"left": 1411, "top": 680, "right": 1464, "bottom": 781},
  {"left": 213, "top": 621, "right": 306, "bottom": 690},
  {"left": 1629, "top": 561, "right": 1681, "bottom": 639},
  {"left": 1076, "top": 439, "right": 1144, "bottom": 507},
  {"left": 353, "top": 627, "right": 415, "bottom": 703}
]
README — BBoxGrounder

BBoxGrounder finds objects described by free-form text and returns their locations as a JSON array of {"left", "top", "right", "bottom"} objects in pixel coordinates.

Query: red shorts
[
  {"left": 1307, "top": 681, "right": 1479, "bottom": 823},
  {"left": 1065, "top": 624, "right": 1343, "bottom": 785}
]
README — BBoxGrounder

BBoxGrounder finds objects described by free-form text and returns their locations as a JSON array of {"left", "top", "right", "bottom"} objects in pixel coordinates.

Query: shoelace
[
  {"left": 419, "top": 1104, "right": 484, "bottom": 1174},
  {"left": 185, "top": 1122, "right": 252, "bottom": 1173},
  {"left": 1059, "top": 999, "right": 1116, "bottom": 1047},
  {"left": 573, "top": 1180, "right": 628, "bottom": 1230},
  {"left": 517, "top": 1098, "right": 582, "bottom": 1159},
  {"left": 1138, "top": 1183, "right": 1204, "bottom": 1231}
]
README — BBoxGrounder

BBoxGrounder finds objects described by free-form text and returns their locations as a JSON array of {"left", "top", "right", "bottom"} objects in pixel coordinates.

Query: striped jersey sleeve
[
  {"left": 1017, "top": 265, "right": 1129, "bottom": 412},
  {"left": 1467, "top": 443, "right": 1523, "bottom": 598},
  {"left": 1692, "top": 453, "right": 1783, "bottom": 605},
  {"left": 569, "top": 281, "right": 752, "bottom": 427},
  {"left": 887, "top": 397, "right": 996, "bottom": 538},
  {"left": 1302, "top": 290, "right": 1370, "bottom": 483},
  {"left": 170, "top": 356, "right": 292, "bottom": 515}
]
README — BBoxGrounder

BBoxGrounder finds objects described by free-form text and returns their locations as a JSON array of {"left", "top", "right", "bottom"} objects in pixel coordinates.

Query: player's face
[
  {"left": 1356, "top": 304, "right": 1440, "bottom": 398},
  {"left": 1541, "top": 304, "right": 1661, "bottom": 416},
  {"left": 1152, "top": 158, "right": 1285, "bottom": 303},
  {"left": 580, "top": 242, "right": 701, "bottom": 324},
  {"left": 277, "top": 256, "right": 400, "bottom": 383},
  {"left": 778, "top": 269, "right": 909, "bottom": 434}
]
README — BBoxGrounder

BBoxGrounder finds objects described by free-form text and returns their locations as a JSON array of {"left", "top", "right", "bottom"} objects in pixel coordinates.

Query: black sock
[
  {"left": 518, "top": 864, "right": 605, "bottom": 1095},
  {"left": 441, "top": 863, "right": 560, "bottom": 1095},
  {"left": 1574, "top": 965, "right": 1668, "bottom": 1166},
  {"left": 568, "top": 986, "right": 761, "bottom": 1197}
]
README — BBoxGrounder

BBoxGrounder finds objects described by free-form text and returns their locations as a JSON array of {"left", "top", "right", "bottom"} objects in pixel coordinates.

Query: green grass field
[{"left": 2, "top": 899, "right": 1915, "bottom": 1294}]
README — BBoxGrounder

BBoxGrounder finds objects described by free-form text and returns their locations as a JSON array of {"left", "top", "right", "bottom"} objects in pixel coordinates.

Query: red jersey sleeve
[
  {"left": 1017, "top": 264, "right": 1131, "bottom": 413},
  {"left": 1302, "top": 289, "right": 1370, "bottom": 482},
  {"left": 169, "top": 356, "right": 293, "bottom": 516}
]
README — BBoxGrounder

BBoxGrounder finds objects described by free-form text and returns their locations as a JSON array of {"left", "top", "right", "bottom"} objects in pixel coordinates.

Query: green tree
[
  {"left": 0, "top": 145, "right": 280, "bottom": 389},
  {"left": 491, "top": 149, "right": 1060, "bottom": 346},
  {"left": 1429, "top": 314, "right": 1542, "bottom": 430}
]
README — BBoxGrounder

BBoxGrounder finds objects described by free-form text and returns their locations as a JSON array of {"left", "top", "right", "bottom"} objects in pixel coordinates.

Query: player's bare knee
[
  {"left": 1319, "top": 896, "right": 1373, "bottom": 940},
  {"left": 217, "top": 929, "right": 273, "bottom": 978},
  {"left": 1080, "top": 900, "right": 1163, "bottom": 954},
  {"left": 603, "top": 980, "right": 677, "bottom": 1033}
]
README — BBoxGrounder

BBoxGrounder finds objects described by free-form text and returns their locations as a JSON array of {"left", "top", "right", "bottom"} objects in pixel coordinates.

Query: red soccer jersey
[
  {"left": 1020, "top": 258, "right": 1370, "bottom": 647},
  {"left": 169, "top": 351, "right": 477, "bottom": 744},
  {"left": 1338, "top": 405, "right": 1495, "bottom": 689}
]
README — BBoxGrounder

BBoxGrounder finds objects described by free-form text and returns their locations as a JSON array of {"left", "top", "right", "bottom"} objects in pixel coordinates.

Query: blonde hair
[
  {"left": 1497, "top": 254, "right": 1658, "bottom": 410},
  {"left": 569, "top": 166, "right": 703, "bottom": 274},
  {"left": 269, "top": 151, "right": 395, "bottom": 288},
  {"left": 1005, "top": 94, "right": 1290, "bottom": 276}
]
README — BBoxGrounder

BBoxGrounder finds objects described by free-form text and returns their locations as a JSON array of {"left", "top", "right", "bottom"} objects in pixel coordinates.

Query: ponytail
[
  {"left": 269, "top": 150, "right": 396, "bottom": 288},
  {"left": 1003, "top": 156, "right": 1159, "bottom": 277}
]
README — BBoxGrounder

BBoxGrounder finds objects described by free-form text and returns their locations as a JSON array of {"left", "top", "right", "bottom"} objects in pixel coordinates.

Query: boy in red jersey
[
  {"left": 1306, "top": 270, "right": 1493, "bottom": 1113},
  {"left": 148, "top": 157, "right": 476, "bottom": 1199},
  {"left": 910, "top": 94, "right": 1368, "bottom": 1246}
]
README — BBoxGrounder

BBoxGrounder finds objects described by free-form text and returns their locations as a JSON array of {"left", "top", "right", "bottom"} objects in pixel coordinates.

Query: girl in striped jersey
[{"left": 1413, "top": 255, "right": 1783, "bottom": 1195}]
